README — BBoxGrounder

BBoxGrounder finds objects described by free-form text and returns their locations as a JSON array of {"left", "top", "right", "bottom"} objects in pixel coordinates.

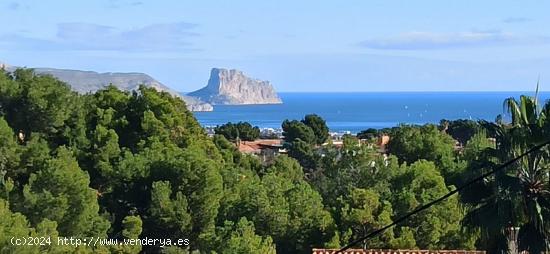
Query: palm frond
[
  {"left": 535, "top": 76, "right": 540, "bottom": 106},
  {"left": 504, "top": 97, "right": 522, "bottom": 126}
]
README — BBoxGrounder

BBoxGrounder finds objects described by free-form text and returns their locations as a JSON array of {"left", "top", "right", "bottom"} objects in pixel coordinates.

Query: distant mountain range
[
  {"left": 0, "top": 62, "right": 213, "bottom": 111},
  {"left": 0, "top": 63, "right": 282, "bottom": 111}
]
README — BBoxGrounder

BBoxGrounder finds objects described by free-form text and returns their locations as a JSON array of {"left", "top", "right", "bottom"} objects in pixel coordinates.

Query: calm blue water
[{"left": 193, "top": 92, "right": 550, "bottom": 133}]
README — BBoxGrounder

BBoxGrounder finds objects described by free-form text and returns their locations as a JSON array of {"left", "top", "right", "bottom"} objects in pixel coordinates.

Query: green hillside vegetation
[
  {"left": 0, "top": 69, "right": 548, "bottom": 253},
  {"left": 214, "top": 122, "right": 260, "bottom": 142}
]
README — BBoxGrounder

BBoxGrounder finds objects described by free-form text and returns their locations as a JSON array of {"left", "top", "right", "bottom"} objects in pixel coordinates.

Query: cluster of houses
[
  {"left": 236, "top": 139, "right": 286, "bottom": 162},
  {"left": 234, "top": 134, "right": 391, "bottom": 158}
]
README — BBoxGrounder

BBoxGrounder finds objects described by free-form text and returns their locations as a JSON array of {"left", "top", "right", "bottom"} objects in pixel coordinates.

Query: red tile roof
[
  {"left": 237, "top": 139, "right": 282, "bottom": 154},
  {"left": 312, "top": 249, "right": 485, "bottom": 254}
]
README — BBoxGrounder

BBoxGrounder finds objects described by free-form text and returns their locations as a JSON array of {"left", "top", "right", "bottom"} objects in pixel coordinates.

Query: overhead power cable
[{"left": 337, "top": 139, "right": 550, "bottom": 253}]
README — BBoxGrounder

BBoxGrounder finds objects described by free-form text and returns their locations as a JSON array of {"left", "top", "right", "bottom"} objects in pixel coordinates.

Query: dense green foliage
[
  {"left": 301, "top": 114, "right": 330, "bottom": 145},
  {"left": 281, "top": 114, "right": 330, "bottom": 171},
  {"left": 282, "top": 114, "right": 329, "bottom": 145},
  {"left": 306, "top": 136, "right": 477, "bottom": 250},
  {"left": 386, "top": 124, "right": 461, "bottom": 183},
  {"left": 0, "top": 69, "right": 548, "bottom": 253},
  {"left": 440, "top": 119, "right": 481, "bottom": 146},
  {"left": 356, "top": 128, "right": 379, "bottom": 140},
  {"left": 214, "top": 121, "right": 260, "bottom": 141},
  {"left": 281, "top": 119, "right": 316, "bottom": 145}
]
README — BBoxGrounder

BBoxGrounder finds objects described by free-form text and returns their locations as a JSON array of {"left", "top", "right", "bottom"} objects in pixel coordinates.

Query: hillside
[{"left": 1, "top": 63, "right": 213, "bottom": 111}]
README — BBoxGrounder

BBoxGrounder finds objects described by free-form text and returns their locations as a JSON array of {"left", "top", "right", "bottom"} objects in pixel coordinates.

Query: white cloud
[
  {"left": 106, "top": 0, "right": 144, "bottom": 8},
  {"left": 502, "top": 17, "right": 532, "bottom": 23},
  {"left": 0, "top": 22, "right": 200, "bottom": 52},
  {"left": 5, "top": 1, "right": 29, "bottom": 11},
  {"left": 358, "top": 31, "right": 550, "bottom": 50}
]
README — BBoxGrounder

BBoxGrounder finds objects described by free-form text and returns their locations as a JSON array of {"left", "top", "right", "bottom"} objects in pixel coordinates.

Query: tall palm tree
[{"left": 463, "top": 92, "right": 550, "bottom": 253}]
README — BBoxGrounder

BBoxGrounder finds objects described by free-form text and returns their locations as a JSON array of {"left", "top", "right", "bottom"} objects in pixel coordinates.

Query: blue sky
[{"left": 1, "top": 0, "right": 550, "bottom": 92}]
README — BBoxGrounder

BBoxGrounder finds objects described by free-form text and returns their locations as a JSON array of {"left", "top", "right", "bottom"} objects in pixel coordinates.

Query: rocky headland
[{"left": 188, "top": 68, "right": 282, "bottom": 105}]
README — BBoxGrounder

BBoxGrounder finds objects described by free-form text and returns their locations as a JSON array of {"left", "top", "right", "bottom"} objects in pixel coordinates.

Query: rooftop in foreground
[{"left": 312, "top": 249, "right": 486, "bottom": 254}]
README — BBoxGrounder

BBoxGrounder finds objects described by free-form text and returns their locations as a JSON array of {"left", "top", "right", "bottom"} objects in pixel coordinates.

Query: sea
[{"left": 193, "top": 92, "right": 550, "bottom": 133}]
